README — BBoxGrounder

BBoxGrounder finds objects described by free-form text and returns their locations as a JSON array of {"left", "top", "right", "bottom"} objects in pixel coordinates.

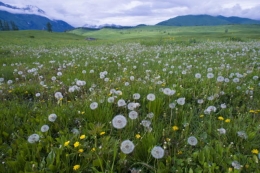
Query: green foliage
[{"left": 46, "top": 22, "right": 52, "bottom": 32}]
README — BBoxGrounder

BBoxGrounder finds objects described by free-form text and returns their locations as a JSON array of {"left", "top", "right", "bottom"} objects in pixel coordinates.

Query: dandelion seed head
[
  {"left": 147, "top": 93, "right": 155, "bottom": 101},
  {"left": 41, "top": 125, "right": 49, "bottom": 132},
  {"left": 120, "top": 140, "right": 135, "bottom": 154},
  {"left": 128, "top": 111, "right": 138, "bottom": 119},
  {"left": 112, "top": 115, "right": 127, "bottom": 129},
  {"left": 48, "top": 113, "right": 57, "bottom": 122},
  {"left": 151, "top": 146, "right": 164, "bottom": 159},
  {"left": 28, "top": 134, "right": 40, "bottom": 143},
  {"left": 187, "top": 136, "right": 198, "bottom": 146},
  {"left": 90, "top": 102, "right": 98, "bottom": 110}
]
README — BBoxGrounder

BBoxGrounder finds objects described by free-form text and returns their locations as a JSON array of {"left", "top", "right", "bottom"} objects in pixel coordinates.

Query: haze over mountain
[{"left": 0, "top": 1, "right": 74, "bottom": 32}]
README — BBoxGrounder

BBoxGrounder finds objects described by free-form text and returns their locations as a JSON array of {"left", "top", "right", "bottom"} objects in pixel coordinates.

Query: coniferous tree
[
  {"left": 10, "top": 21, "right": 19, "bottom": 31},
  {"left": 3, "top": 21, "right": 10, "bottom": 31},
  {"left": 0, "top": 20, "right": 3, "bottom": 31},
  {"left": 46, "top": 22, "right": 52, "bottom": 32}
]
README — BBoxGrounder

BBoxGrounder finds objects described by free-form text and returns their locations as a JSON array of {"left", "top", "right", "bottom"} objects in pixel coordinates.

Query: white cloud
[{"left": 1, "top": 0, "right": 260, "bottom": 27}]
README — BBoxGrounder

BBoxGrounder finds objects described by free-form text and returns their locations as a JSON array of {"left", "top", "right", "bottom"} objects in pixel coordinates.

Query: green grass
[
  {"left": 0, "top": 27, "right": 260, "bottom": 173},
  {"left": 69, "top": 24, "right": 260, "bottom": 41}
]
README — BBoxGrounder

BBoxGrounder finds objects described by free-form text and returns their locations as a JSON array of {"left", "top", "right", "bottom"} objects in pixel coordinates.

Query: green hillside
[
  {"left": 69, "top": 25, "right": 260, "bottom": 42},
  {"left": 156, "top": 15, "right": 260, "bottom": 26}
]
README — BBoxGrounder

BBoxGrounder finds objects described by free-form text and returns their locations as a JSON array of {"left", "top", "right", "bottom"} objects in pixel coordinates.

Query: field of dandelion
[{"left": 0, "top": 29, "right": 260, "bottom": 172}]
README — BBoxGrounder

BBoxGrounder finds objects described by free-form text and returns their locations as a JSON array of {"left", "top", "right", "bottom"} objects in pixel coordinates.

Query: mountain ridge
[
  {"left": 156, "top": 14, "right": 260, "bottom": 26},
  {"left": 0, "top": 1, "right": 74, "bottom": 32}
]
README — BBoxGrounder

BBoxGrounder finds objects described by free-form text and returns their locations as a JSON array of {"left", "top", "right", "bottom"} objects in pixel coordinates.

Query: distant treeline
[{"left": 0, "top": 20, "right": 19, "bottom": 31}]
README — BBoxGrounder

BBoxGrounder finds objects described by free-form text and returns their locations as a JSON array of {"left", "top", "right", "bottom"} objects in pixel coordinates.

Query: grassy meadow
[{"left": 0, "top": 25, "right": 260, "bottom": 173}]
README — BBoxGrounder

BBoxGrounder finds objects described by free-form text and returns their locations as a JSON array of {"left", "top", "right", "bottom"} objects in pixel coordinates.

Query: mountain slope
[
  {"left": 0, "top": 1, "right": 74, "bottom": 32},
  {"left": 0, "top": 11, "right": 74, "bottom": 32},
  {"left": 156, "top": 15, "right": 260, "bottom": 26},
  {"left": 216, "top": 15, "right": 260, "bottom": 24}
]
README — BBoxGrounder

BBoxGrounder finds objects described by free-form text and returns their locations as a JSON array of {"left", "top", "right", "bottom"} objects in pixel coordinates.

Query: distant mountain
[
  {"left": 216, "top": 16, "right": 260, "bottom": 24},
  {"left": 156, "top": 15, "right": 260, "bottom": 26},
  {"left": 82, "top": 23, "right": 133, "bottom": 29},
  {"left": 0, "top": 1, "right": 74, "bottom": 32}
]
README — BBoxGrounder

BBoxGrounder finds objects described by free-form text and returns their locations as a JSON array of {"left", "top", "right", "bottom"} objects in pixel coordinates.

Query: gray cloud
[{"left": 1, "top": 0, "right": 260, "bottom": 27}]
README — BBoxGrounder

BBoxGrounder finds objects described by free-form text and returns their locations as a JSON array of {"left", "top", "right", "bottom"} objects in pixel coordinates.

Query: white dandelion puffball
[
  {"left": 57, "top": 72, "right": 62, "bottom": 76},
  {"left": 112, "top": 115, "right": 127, "bottom": 129},
  {"left": 41, "top": 125, "right": 49, "bottom": 132},
  {"left": 220, "top": 103, "right": 227, "bottom": 109},
  {"left": 151, "top": 146, "right": 165, "bottom": 159},
  {"left": 163, "top": 88, "right": 175, "bottom": 96},
  {"left": 197, "top": 99, "right": 204, "bottom": 104},
  {"left": 90, "top": 102, "right": 98, "bottom": 110},
  {"left": 120, "top": 140, "right": 135, "bottom": 154},
  {"left": 217, "top": 128, "right": 226, "bottom": 134},
  {"left": 177, "top": 97, "right": 185, "bottom": 105},
  {"left": 127, "top": 102, "right": 139, "bottom": 110},
  {"left": 207, "top": 73, "right": 214, "bottom": 79},
  {"left": 76, "top": 80, "right": 86, "bottom": 86},
  {"left": 141, "top": 120, "right": 151, "bottom": 127},
  {"left": 147, "top": 93, "right": 155, "bottom": 101},
  {"left": 48, "top": 113, "right": 57, "bottom": 122},
  {"left": 169, "top": 103, "right": 176, "bottom": 109},
  {"left": 187, "top": 136, "right": 198, "bottom": 146},
  {"left": 35, "top": 93, "right": 41, "bottom": 97},
  {"left": 28, "top": 134, "right": 40, "bottom": 143},
  {"left": 204, "top": 106, "right": 217, "bottom": 114},
  {"left": 133, "top": 93, "right": 140, "bottom": 100},
  {"left": 128, "top": 111, "right": 138, "bottom": 120},
  {"left": 54, "top": 92, "right": 63, "bottom": 100},
  {"left": 237, "top": 131, "right": 248, "bottom": 139},
  {"left": 71, "top": 128, "right": 80, "bottom": 135},
  {"left": 107, "top": 97, "right": 115, "bottom": 103},
  {"left": 163, "top": 88, "right": 172, "bottom": 96},
  {"left": 217, "top": 76, "right": 224, "bottom": 82},
  {"left": 117, "top": 99, "right": 126, "bottom": 107},
  {"left": 232, "top": 161, "right": 241, "bottom": 170},
  {"left": 195, "top": 73, "right": 201, "bottom": 79}
]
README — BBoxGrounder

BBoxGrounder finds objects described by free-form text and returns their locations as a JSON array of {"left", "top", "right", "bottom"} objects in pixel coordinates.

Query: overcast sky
[{"left": 1, "top": 0, "right": 260, "bottom": 27}]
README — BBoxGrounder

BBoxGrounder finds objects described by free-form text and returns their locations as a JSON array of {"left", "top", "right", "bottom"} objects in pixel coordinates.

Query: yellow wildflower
[
  {"left": 172, "top": 126, "right": 179, "bottom": 131},
  {"left": 218, "top": 116, "right": 224, "bottom": 121},
  {"left": 225, "top": 119, "right": 231, "bottom": 123},
  {"left": 251, "top": 149, "right": 259, "bottom": 154},
  {"left": 64, "top": 141, "right": 70, "bottom": 147},
  {"left": 91, "top": 147, "right": 96, "bottom": 152},
  {"left": 100, "top": 132, "right": 105, "bottom": 136},
  {"left": 135, "top": 134, "right": 141, "bottom": 139},
  {"left": 78, "top": 149, "right": 84, "bottom": 153},
  {"left": 73, "top": 164, "right": 80, "bottom": 171},
  {"left": 80, "top": 135, "right": 86, "bottom": 139},
  {"left": 199, "top": 114, "right": 204, "bottom": 118},
  {"left": 74, "top": 141, "right": 80, "bottom": 148}
]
